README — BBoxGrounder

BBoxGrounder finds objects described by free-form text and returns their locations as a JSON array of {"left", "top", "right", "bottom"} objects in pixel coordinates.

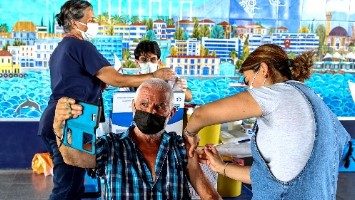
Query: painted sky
[{"left": 0, "top": 0, "right": 354, "bottom": 33}]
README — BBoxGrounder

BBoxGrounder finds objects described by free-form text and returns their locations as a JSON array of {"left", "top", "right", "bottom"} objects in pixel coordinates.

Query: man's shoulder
[{"left": 164, "top": 131, "right": 185, "bottom": 147}]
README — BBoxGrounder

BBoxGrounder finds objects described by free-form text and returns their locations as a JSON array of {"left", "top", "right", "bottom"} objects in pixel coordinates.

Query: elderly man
[{"left": 53, "top": 78, "right": 220, "bottom": 199}]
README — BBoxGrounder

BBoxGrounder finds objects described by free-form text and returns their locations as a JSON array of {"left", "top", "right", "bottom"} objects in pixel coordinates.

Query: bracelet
[
  {"left": 53, "top": 129, "right": 64, "bottom": 148},
  {"left": 183, "top": 128, "right": 196, "bottom": 137},
  {"left": 223, "top": 162, "right": 229, "bottom": 176}
]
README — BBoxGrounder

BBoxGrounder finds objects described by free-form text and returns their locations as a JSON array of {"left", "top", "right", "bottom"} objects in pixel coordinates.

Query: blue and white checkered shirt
[{"left": 95, "top": 125, "right": 191, "bottom": 200}]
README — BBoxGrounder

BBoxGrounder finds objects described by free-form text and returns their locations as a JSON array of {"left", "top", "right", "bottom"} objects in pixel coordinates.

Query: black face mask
[{"left": 133, "top": 110, "right": 167, "bottom": 135}]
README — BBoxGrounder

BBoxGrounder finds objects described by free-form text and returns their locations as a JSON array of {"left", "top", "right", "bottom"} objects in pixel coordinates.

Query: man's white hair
[{"left": 134, "top": 78, "right": 174, "bottom": 108}]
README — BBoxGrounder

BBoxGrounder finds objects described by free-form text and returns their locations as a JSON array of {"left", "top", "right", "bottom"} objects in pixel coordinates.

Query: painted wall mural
[{"left": 0, "top": 0, "right": 354, "bottom": 119}]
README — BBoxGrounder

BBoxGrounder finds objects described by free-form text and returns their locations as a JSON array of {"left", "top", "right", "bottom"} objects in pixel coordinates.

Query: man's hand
[
  {"left": 183, "top": 130, "right": 200, "bottom": 158},
  {"left": 53, "top": 97, "right": 82, "bottom": 136},
  {"left": 152, "top": 68, "right": 175, "bottom": 81}
]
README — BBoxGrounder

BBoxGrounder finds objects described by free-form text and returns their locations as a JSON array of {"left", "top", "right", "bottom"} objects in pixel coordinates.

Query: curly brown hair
[{"left": 239, "top": 44, "right": 315, "bottom": 83}]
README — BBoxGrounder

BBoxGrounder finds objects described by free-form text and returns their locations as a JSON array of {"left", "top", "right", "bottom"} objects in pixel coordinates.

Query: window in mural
[{"left": 0, "top": 0, "right": 354, "bottom": 120}]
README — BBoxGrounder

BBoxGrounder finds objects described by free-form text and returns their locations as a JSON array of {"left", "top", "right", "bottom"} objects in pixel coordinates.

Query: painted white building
[
  {"left": 272, "top": 33, "right": 319, "bottom": 54},
  {"left": 249, "top": 34, "right": 272, "bottom": 52},
  {"left": 115, "top": 24, "right": 130, "bottom": 41},
  {"left": 166, "top": 25, "right": 176, "bottom": 40},
  {"left": 248, "top": 33, "right": 319, "bottom": 55},
  {"left": 172, "top": 38, "right": 201, "bottom": 56},
  {"left": 129, "top": 22, "right": 147, "bottom": 41},
  {"left": 34, "top": 38, "right": 61, "bottom": 68},
  {"left": 8, "top": 45, "right": 35, "bottom": 70},
  {"left": 7, "top": 39, "right": 60, "bottom": 71},
  {"left": 54, "top": 22, "right": 64, "bottom": 34},
  {"left": 201, "top": 37, "right": 241, "bottom": 61},
  {"left": 177, "top": 19, "right": 194, "bottom": 36},
  {"left": 186, "top": 39, "right": 201, "bottom": 56},
  {"left": 93, "top": 36, "right": 123, "bottom": 65},
  {"left": 199, "top": 19, "right": 215, "bottom": 29},
  {"left": 153, "top": 20, "right": 167, "bottom": 40},
  {"left": 166, "top": 55, "right": 220, "bottom": 76},
  {"left": 128, "top": 40, "right": 139, "bottom": 60}
]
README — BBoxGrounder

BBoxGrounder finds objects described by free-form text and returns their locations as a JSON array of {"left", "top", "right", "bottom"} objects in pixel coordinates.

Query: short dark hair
[
  {"left": 134, "top": 40, "right": 161, "bottom": 60},
  {"left": 55, "top": 0, "right": 92, "bottom": 33}
]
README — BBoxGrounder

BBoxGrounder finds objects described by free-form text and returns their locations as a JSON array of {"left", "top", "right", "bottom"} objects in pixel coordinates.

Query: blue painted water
[{"left": 0, "top": 70, "right": 354, "bottom": 119}]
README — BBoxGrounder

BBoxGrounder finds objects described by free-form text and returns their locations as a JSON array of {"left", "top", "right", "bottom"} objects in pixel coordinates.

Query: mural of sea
[{"left": 0, "top": 70, "right": 354, "bottom": 120}]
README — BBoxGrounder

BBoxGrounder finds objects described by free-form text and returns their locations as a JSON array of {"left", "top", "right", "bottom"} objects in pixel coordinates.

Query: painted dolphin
[{"left": 15, "top": 98, "right": 41, "bottom": 115}]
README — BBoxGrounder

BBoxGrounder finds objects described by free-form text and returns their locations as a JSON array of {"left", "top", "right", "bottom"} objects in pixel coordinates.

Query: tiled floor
[{"left": 0, "top": 170, "right": 354, "bottom": 200}]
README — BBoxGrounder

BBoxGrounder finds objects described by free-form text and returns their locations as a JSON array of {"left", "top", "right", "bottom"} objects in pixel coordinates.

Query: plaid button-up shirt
[{"left": 96, "top": 125, "right": 191, "bottom": 200}]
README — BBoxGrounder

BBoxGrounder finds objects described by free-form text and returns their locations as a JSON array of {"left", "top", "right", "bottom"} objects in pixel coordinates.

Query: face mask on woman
[{"left": 75, "top": 21, "right": 99, "bottom": 41}]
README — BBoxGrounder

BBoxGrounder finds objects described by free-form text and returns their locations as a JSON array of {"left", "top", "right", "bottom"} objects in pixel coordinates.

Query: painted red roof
[
  {"left": 199, "top": 19, "right": 215, "bottom": 23},
  {"left": 277, "top": 26, "right": 288, "bottom": 30},
  {"left": 178, "top": 19, "right": 193, "bottom": 24},
  {"left": 131, "top": 22, "right": 145, "bottom": 26},
  {"left": 0, "top": 50, "right": 12, "bottom": 56},
  {"left": 218, "top": 21, "right": 230, "bottom": 26},
  {"left": 154, "top": 19, "right": 165, "bottom": 23}
]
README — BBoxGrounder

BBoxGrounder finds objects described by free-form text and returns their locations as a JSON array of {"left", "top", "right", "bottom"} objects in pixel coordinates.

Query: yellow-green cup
[
  {"left": 198, "top": 124, "right": 221, "bottom": 146},
  {"left": 217, "top": 174, "right": 242, "bottom": 197}
]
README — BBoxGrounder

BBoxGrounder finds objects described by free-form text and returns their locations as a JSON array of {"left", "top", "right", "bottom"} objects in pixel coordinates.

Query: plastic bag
[{"left": 31, "top": 152, "right": 53, "bottom": 176}]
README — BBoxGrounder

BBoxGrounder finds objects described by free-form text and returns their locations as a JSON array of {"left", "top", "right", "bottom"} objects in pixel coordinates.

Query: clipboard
[{"left": 62, "top": 101, "right": 101, "bottom": 155}]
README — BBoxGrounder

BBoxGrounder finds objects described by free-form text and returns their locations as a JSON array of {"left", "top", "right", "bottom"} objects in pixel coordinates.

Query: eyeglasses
[{"left": 138, "top": 56, "right": 158, "bottom": 63}]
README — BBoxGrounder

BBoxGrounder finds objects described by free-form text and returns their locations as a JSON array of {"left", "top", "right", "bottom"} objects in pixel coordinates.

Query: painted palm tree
[
  {"left": 200, "top": 45, "right": 209, "bottom": 57},
  {"left": 106, "top": 26, "right": 114, "bottom": 36},
  {"left": 122, "top": 49, "right": 131, "bottom": 61},
  {"left": 111, "top": 15, "right": 127, "bottom": 25},
  {"left": 199, "top": 25, "right": 210, "bottom": 38},
  {"left": 146, "top": 19, "right": 153, "bottom": 30},
  {"left": 229, "top": 50, "right": 238, "bottom": 65},
  {"left": 192, "top": 19, "right": 200, "bottom": 39},
  {"left": 145, "top": 30, "right": 156, "bottom": 41},
  {"left": 122, "top": 60, "right": 137, "bottom": 68},
  {"left": 0, "top": 23, "right": 9, "bottom": 32},
  {"left": 167, "top": 18, "right": 175, "bottom": 26},
  {"left": 236, "top": 35, "right": 250, "bottom": 69},
  {"left": 169, "top": 46, "right": 178, "bottom": 56},
  {"left": 210, "top": 25, "right": 224, "bottom": 39},
  {"left": 96, "top": 13, "right": 109, "bottom": 25},
  {"left": 316, "top": 24, "right": 326, "bottom": 57},
  {"left": 210, "top": 51, "right": 217, "bottom": 57},
  {"left": 174, "top": 27, "right": 184, "bottom": 40},
  {"left": 130, "top": 16, "right": 140, "bottom": 24}
]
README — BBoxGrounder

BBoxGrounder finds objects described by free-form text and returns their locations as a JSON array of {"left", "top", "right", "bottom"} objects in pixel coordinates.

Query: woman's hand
[
  {"left": 202, "top": 145, "right": 225, "bottom": 174},
  {"left": 53, "top": 97, "right": 82, "bottom": 136}
]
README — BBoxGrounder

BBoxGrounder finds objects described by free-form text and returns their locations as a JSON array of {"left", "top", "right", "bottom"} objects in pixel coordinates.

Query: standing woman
[
  {"left": 38, "top": 1, "right": 174, "bottom": 199},
  {"left": 184, "top": 44, "right": 351, "bottom": 199}
]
